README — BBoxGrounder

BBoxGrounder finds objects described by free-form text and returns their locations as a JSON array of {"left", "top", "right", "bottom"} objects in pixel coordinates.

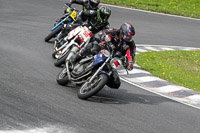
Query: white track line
[
  {"left": 144, "top": 46, "right": 160, "bottom": 51},
  {"left": 137, "top": 44, "right": 200, "bottom": 49},
  {"left": 120, "top": 68, "right": 150, "bottom": 75},
  {"left": 187, "top": 95, "right": 200, "bottom": 102},
  {"left": 150, "top": 85, "right": 189, "bottom": 93},
  {"left": 136, "top": 48, "right": 148, "bottom": 52},
  {"left": 125, "top": 76, "right": 164, "bottom": 83},
  {"left": 160, "top": 47, "right": 175, "bottom": 51}
]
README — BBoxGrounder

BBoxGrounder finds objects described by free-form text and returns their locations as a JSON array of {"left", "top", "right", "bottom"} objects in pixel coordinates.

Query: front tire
[
  {"left": 56, "top": 68, "right": 69, "bottom": 86},
  {"left": 52, "top": 52, "right": 56, "bottom": 59},
  {"left": 44, "top": 25, "right": 62, "bottom": 42},
  {"left": 77, "top": 74, "right": 108, "bottom": 99},
  {"left": 54, "top": 49, "right": 69, "bottom": 67}
]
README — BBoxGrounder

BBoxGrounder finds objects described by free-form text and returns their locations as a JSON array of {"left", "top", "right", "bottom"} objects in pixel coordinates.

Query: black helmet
[
  {"left": 88, "top": 0, "right": 100, "bottom": 9},
  {"left": 119, "top": 23, "right": 135, "bottom": 42},
  {"left": 97, "top": 6, "right": 111, "bottom": 23}
]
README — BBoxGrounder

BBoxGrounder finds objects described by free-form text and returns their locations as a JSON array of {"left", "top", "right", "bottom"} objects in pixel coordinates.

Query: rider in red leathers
[{"left": 98, "top": 23, "right": 136, "bottom": 70}]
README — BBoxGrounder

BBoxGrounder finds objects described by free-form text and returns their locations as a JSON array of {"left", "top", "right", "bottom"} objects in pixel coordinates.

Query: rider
[
  {"left": 59, "top": 0, "right": 100, "bottom": 22},
  {"left": 66, "top": 0, "right": 100, "bottom": 11},
  {"left": 56, "top": 5, "right": 111, "bottom": 46},
  {"left": 70, "top": 22, "right": 136, "bottom": 89},
  {"left": 66, "top": 5, "right": 111, "bottom": 34},
  {"left": 99, "top": 22, "right": 136, "bottom": 70}
]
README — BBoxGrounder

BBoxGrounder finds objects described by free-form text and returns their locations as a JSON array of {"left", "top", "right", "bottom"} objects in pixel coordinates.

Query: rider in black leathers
[
  {"left": 58, "top": 0, "right": 100, "bottom": 24},
  {"left": 66, "top": 5, "right": 110, "bottom": 34},
  {"left": 56, "top": 6, "right": 111, "bottom": 46},
  {"left": 67, "top": 0, "right": 100, "bottom": 11},
  {"left": 70, "top": 22, "right": 136, "bottom": 89}
]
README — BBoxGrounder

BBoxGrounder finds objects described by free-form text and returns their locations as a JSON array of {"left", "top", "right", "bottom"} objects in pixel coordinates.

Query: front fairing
[
  {"left": 92, "top": 52, "right": 107, "bottom": 67},
  {"left": 92, "top": 50, "right": 110, "bottom": 67}
]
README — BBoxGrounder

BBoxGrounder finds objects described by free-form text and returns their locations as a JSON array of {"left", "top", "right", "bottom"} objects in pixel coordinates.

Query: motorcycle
[
  {"left": 53, "top": 25, "right": 93, "bottom": 67},
  {"left": 56, "top": 45, "right": 124, "bottom": 100},
  {"left": 44, "top": 4, "right": 80, "bottom": 42}
]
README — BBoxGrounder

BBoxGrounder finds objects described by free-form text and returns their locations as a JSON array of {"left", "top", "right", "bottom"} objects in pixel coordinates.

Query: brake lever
[{"left": 126, "top": 69, "right": 129, "bottom": 75}]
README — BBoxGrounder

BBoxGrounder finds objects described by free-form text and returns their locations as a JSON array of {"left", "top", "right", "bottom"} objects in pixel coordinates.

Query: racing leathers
[
  {"left": 98, "top": 28, "right": 136, "bottom": 71},
  {"left": 59, "top": 9, "right": 109, "bottom": 42},
  {"left": 65, "top": 10, "right": 109, "bottom": 34}
]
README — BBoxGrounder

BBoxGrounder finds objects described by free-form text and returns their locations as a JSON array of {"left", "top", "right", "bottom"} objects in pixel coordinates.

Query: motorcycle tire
[
  {"left": 54, "top": 49, "right": 69, "bottom": 67},
  {"left": 52, "top": 52, "right": 56, "bottom": 59},
  {"left": 77, "top": 74, "right": 108, "bottom": 100},
  {"left": 44, "top": 25, "right": 62, "bottom": 42},
  {"left": 56, "top": 68, "right": 69, "bottom": 86}
]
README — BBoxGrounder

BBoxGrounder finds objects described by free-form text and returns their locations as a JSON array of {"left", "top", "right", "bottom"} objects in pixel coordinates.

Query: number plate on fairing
[
  {"left": 70, "top": 10, "right": 77, "bottom": 21},
  {"left": 80, "top": 27, "right": 93, "bottom": 42}
]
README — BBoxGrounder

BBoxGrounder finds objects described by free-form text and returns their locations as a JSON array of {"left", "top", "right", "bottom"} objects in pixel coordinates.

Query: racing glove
[{"left": 123, "top": 57, "right": 134, "bottom": 71}]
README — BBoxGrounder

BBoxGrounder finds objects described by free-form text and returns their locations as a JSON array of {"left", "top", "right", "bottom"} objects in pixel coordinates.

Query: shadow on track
[{"left": 85, "top": 87, "right": 173, "bottom": 105}]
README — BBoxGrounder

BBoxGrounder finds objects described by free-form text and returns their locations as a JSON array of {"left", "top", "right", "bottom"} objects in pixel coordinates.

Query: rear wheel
[
  {"left": 44, "top": 25, "right": 62, "bottom": 42},
  {"left": 77, "top": 74, "right": 108, "bottom": 99},
  {"left": 56, "top": 68, "right": 69, "bottom": 86}
]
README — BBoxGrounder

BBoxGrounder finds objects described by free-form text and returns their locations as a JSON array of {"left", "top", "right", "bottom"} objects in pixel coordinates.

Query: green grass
[
  {"left": 101, "top": 0, "right": 200, "bottom": 19},
  {"left": 135, "top": 50, "right": 200, "bottom": 92}
]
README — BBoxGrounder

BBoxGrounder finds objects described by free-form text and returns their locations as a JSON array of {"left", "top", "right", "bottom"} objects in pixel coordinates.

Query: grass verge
[
  {"left": 135, "top": 50, "right": 200, "bottom": 92},
  {"left": 101, "top": 0, "right": 200, "bottom": 19}
]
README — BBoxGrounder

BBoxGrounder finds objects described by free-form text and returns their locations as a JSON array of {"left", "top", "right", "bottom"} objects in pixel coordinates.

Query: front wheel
[
  {"left": 52, "top": 52, "right": 56, "bottom": 59},
  {"left": 44, "top": 25, "right": 62, "bottom": 42},
  {"left": 54, "top": 49, "right": 69, "bottom": 67},
  {"left": 77, "top": 74, "right": 108, "bottom": 99},
  {"left": 56, "top": 68, "right": 69, "bottom": 86}
]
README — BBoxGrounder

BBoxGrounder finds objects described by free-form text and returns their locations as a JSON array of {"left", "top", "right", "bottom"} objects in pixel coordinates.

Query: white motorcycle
[{"left": 53, "top": 26, "right": 93, "bottom": 67}]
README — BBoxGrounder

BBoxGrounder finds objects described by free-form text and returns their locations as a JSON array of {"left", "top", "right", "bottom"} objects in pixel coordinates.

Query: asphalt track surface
[{"left": 0, "top": 0, "right": 200, "bottom": 133}]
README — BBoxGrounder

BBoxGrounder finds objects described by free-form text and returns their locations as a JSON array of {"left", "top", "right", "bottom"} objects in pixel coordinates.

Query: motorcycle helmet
[
  {"left": 119, "top": 23, "right": 135, "bottom": 42},
  {"left": 88, "top": 0, "right": 100, "bottom": 9},
  {"left": 97, "top": 6, "right": 111, "bottom": 23}
]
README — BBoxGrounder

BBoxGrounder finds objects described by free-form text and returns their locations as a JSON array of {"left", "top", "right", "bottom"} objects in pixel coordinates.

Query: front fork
[{"left": 88, "top": 57, "right": 110, "bottom": 83}]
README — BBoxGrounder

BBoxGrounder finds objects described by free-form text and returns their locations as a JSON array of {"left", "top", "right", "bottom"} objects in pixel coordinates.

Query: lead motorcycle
[
  {"left": 56, "top": 45, "right": 125, "bottom": 99},
  {"left": 53, "top": 25, "right": 93, "bottom": 67}
]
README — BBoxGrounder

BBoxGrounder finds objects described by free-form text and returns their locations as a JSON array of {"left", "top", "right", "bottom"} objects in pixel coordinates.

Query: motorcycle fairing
[
  {"left": 92, "top": 52, "right": 107, "bottom": 67},
  {"left": 98, "top": 71, "right": 109, "bottom": 76},
  {"left": 51, "top": 19, "right": 65, "bottom": 31},
  {"left": 67, "top": 26, "right": 82, "bottom": 40}
]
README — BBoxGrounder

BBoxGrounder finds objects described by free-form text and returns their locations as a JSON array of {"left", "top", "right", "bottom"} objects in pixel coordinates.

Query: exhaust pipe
[{"left": 66, "top": 61, "right": 71, "bottom": 80}]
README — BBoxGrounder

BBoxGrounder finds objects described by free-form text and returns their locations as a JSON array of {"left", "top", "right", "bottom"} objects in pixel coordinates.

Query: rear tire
[
  {"left": 44, "top": 25, "right": 62, "bottom": 42},
  {"left": 56, "top": 68, "right": 69, "bottom": 86},
  {"left": 77, "top": 74, "right": 108, "bottom": 100}
]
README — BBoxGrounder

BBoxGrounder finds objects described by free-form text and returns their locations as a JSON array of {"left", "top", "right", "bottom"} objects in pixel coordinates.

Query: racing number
[
  {"left": 83, "top": 30, "right": 92, "bottom": 38},
  {"left": 70, "top": 11, "right": 77, "bottom": 21},
  {"left": 83, "top": 30, "right": 89, "bottom": 37}
]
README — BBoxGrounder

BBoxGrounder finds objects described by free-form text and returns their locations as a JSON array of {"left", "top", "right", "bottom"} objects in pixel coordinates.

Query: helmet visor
[
  {"left": 123, "top": 34, "right": 134, "bottom": 41},
  {"left": 100, "top": 13, "right": 108, "bottom": 21}
]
